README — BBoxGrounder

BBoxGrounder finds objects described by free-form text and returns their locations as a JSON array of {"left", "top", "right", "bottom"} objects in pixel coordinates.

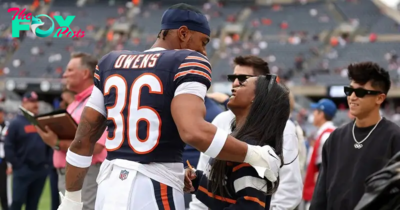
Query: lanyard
[{"left": 70, "top": 95, "right": 91, "bottom": 116}]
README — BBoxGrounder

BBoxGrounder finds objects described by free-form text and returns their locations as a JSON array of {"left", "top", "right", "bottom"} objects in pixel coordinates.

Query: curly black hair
[{"left": 347, "top": 61, "right": 391, "bottom": 94}]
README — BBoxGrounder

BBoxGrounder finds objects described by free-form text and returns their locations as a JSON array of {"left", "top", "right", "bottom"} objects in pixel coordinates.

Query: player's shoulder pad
[
  {"left": 176, "top": 50, "right": 211, "bottom": 70},
  {"left": 173, "top": 50, "right": 212, "bottom": 85},
  {"left": 174, "top": 50, "right": 209, "bottom": 61}
]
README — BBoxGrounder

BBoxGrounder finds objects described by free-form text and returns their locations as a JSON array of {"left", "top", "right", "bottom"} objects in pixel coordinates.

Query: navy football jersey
[{"left": 94, "top": 49, "right": 212, "bottom": 163}]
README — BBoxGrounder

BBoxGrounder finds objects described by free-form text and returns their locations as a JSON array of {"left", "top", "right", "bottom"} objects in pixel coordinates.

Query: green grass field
[
  {"left": 38, "top": 178, "right": 51, "bottom": 210},
  {"left": 11, "top": 178, "right": 51, "bottom": 210},
  {"left": 4, "top": 177, "right": 52, "bottom": 210}
]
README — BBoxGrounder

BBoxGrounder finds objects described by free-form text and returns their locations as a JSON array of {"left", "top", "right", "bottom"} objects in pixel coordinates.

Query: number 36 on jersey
[{"left": 104, "top": 73, "right": 163, "bottom": 154}]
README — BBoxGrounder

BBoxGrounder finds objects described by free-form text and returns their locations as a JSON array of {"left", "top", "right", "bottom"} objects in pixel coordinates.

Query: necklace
[{"left": 352, "top": 117, "right": 383, "bottom": 149}]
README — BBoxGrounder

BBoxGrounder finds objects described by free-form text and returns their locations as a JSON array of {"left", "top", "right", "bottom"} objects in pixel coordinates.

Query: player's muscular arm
[
  {"left": 172, "top": 94, "right": 248, "bottom": 162},
  {"left": 172, "top": 53, "right": 278, "bottom": 181},
  {"left": 65, "top": 107, "right": 107, "bottom": 191},
  {"left": 58, "top": 141, "right": 73, "bottom": 152},
  {"left": 57, "top": 141, "right": 103, "bottom": 154}
]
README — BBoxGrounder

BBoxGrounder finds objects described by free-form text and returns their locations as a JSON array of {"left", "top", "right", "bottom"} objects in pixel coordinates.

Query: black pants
[
  {"left": 11, "top": 165, "right": 47, "bottom": 210},
  {"left": 0, "top": 160, "right": 8, "bottom": 210},
  {"left": 49, "top": 168, "right": 59, "bottom": 210}
]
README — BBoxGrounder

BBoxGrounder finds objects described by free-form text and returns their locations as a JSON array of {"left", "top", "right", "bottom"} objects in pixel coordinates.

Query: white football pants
[{"left": 95, "top": 162, "right": 185, "bottom": 210}]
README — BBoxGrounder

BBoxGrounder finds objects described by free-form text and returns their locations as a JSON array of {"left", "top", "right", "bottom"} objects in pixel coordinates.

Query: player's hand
[
  {"left": 184, "top": 168, "right": 196, "bottom": 193},
  {"left": 6, "top": 166, "right": 12, "bottom": 175},
  {"left": 245, "top": 145, "right": 281, "bottom": 182},
  {"left": 58, "top": 192, "right": 83, "bottom": 210},
  {"left": 36, "top": 125, "right": 58, "bottom": 148}
]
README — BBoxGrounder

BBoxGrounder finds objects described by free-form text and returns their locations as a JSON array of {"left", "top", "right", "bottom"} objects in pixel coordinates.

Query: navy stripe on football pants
[{"left": 151, "top": 179, "right": 176, "bottom": 210}]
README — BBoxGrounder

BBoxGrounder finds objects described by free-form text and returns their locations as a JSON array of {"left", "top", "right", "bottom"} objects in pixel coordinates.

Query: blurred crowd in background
[{"left": 0, "top": 0, "right": 399, "bottom": 209}]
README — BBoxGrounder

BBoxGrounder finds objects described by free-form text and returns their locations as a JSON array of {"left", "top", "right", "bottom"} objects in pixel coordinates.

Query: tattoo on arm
[
  {"left": 70, "top": 107, "right": 107, "bottom": 155},
  {"left": 65, "top": 164, "right": 89, "bottom": 191},
  {"left": 65, "top": 107, "right": 107, "bottom": 191}
]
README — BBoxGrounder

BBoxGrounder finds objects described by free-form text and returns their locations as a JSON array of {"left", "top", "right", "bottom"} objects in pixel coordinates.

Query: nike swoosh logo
[{"left": 268, "top": 150, "right": 278, "bottom": 160}]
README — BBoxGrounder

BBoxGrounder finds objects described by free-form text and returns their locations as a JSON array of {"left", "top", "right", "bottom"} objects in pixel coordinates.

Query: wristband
[
  {"left": 65, "top": 190, "right": 82, "bottom": 202},
  {"left": 66, "top": 149, "right": 92, "bottom": 168},
  {"left": 54, "top": 139, "right": 60, "bottom": 151},
  {"left": 204, "top": 128, "right": 228, "bottom": 158}
]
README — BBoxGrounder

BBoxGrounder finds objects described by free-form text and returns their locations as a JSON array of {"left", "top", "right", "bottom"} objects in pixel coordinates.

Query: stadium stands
[
  {"left": 335, "top": 0, "right": 382, "bottom": 29},
  {"left": 214, "top": 40, "right": 321, "bottom": 81},
  {"left": 247, "top": 2, "right": 337, "bottom": 34},
  {"left": 2, "top": 0, "right": 129, "bottom": 79},
  {"left": 2, "top": 0, "right": 399, "bottom": 85},
  {"left": 325, "top": 42, "right": 398, "bottom": 70},
  {"left": 6, "top": 37, "right": 98, "bottom": 78}
]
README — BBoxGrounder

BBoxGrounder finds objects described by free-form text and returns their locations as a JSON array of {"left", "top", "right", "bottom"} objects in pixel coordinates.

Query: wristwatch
[{"left": 54, "top": 139, "right": 60, "bottom": 151}]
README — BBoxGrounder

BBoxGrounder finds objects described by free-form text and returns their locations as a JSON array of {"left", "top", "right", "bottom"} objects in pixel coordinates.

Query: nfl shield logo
[{"left": 119, "top": 170, "right": 129, "bottom": 181}]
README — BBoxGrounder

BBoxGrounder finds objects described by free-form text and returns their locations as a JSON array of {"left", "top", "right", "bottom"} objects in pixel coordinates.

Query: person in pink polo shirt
[{"left": 36, "top": 52, "right": 107, "bottom": 210}]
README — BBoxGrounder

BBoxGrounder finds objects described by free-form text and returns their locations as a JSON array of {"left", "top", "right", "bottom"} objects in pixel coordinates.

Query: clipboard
[
  {"left": 19, "top": 106, "right": 78, "bottom": 139},
  {"left": 19, "top": 106, "right": 45, "bottom": 130}
]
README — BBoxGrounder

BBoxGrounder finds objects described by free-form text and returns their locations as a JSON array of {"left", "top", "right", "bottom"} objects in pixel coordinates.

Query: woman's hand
[{"left": 184, "top": 168, "right": 197, "bottom": 193}]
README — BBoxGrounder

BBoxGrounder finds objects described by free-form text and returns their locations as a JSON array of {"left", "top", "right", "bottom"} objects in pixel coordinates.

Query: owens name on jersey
[{"left": 90, "top": 48, "right": 212, "bottom": 163}]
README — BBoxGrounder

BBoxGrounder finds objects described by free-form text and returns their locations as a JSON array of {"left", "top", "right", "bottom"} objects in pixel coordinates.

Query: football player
[{"left": 58, "top": 3, "right": 280, "bottom": 210}]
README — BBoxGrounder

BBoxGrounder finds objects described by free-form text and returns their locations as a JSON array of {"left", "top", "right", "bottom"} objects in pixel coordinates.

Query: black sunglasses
[
  {"left": 227, "top": 74, "right": 253, "bottom": 85},
  {"left": 344, "top": 86, "right": 383, "bottom": 98}
]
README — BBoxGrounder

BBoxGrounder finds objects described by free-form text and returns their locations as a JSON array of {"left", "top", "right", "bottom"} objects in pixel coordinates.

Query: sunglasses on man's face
[
  {"left": 344, "top": 86, "right": 383, "bottom": 98},
  {"left": 227, "top": 74, "right": 253, "bottom": 85}
]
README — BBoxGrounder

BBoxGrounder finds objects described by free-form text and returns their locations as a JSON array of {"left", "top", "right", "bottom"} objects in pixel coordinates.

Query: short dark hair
[
  {"left": 70, "top": 52, "right": 98, "bottom": 77},
  {"left": 347, "top": 62, "right": 391, "bottom": 94},
  {"left": 233, "top": 55, "right": 270, "bottom": 76},
  {"left": 157, "top": 30, "right": 169, "bottom": 40},
  {"left": 318, "top": 110, "right": 333, "bottom": 121}
]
